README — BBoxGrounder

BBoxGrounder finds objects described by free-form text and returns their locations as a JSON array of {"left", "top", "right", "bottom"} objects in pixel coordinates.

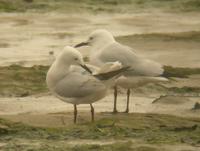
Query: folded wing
[{"left": 54, "top": 72, "right": 106, "bottom": 98}]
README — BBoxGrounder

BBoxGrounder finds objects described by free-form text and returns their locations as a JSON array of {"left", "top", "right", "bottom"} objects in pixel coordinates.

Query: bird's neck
[{"left": 46, "top": 60, "right": 70, "bottom": 89}]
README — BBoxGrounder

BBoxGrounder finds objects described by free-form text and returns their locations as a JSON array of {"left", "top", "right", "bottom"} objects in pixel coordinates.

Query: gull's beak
[
  {"left": 80, "top": 64, "right": 93, "bottom": 74},
  {"left": 74, "top": 42, "right": 89, "bottom": 48}
]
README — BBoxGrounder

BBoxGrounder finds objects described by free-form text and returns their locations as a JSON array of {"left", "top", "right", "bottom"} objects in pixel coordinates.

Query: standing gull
[
  {"left": 75, "top": 29, "right": 168, "bottom": 113},
  {"left": 46, "top": 46, "right": 128, "bottom": 123}
]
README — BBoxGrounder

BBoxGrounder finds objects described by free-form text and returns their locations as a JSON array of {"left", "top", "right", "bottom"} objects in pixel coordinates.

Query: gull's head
[
  {"left": 75, "top": 29, "right": 115, "bottom": 48},
  {"left": 57, "top": 46, "right": 84, "bottom": 66},
  {"left": 57, "top": 46, "right": 93, "bottom": 73}
]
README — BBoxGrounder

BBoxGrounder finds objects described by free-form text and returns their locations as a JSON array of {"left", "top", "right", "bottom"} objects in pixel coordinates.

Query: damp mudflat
[{"left": 0, "top": 0, "right": 200, "bottom": 150}]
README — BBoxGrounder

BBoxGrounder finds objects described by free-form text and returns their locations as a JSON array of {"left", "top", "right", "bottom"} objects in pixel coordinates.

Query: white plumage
[{"left": 75, "top": 29, "right": 168, "bottom": 113}]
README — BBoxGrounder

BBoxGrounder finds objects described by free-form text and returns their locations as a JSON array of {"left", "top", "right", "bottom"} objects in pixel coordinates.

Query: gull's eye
[
  {"left": 74, "top": 58, "right": 78, "bottom": 61},
  {"left": 89, "top": 37, "right": 93, "bottom": 40}
]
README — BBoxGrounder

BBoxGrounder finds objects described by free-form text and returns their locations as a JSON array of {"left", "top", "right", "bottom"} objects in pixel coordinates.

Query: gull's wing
[
  {"left": 71, "top": 63, "right": 129, "bottom": 81},
  {"left": 98, "top": 42, "right": 164, "bottom": 76},
  {"left": 96, "top": 61, "right": 122, "bottom": 74},
  {"left": 94, "top": 66, "right": 130, "bottom": 80},
  {"left": 54, "top": 72, "right": 106, "bottom": 98},
  {"left": 70, "top": 64, "right": 99, "bottom": 75}
]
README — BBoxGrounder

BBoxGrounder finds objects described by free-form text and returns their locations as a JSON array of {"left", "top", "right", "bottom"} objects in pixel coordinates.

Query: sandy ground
[
  {"left": 0, "top": 94, "right": 200, "bottom": 150},
  {"left": 0, "top": 12, "right": 200, "bottom": 67},
  {"left": 0, "top": 93, "right": 199, "bottom": 126}
]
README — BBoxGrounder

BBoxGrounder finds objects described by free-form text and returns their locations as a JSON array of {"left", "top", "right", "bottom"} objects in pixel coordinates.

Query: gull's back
[{"left": 92, "top": 42, "right": 164, "bottom": 77}]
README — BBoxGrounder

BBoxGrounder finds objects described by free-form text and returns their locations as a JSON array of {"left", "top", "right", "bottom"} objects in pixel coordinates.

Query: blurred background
[{"left": 0, "top": 0, "right": 200, "bottom": 67}]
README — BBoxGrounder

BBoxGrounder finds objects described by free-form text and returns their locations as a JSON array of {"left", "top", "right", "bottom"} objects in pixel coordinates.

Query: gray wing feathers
[
  {"left": 100, "top": 43, "right": 138, "bottom": 66},
  {"left": 94, "top": 66, "right": 130, "bottom": 80},
  {"left": 54, "top": 73, "right": 106, "bottom": 98},
  {"left": 99, "top": 42, "right": 164, "bottom": 76}
]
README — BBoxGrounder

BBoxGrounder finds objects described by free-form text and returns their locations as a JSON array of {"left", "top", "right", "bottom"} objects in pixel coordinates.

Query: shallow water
[{"left": 1, "top": 12, "right": 200, "bottom": 67}]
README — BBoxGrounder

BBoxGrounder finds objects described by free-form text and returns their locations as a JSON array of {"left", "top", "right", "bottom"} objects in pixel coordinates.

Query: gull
[
  {"left": 75, "top": 29, "right": 168, "bottom": 113},
  {"left": 46, "top": 46, "right": 128, "bottom": 123}
]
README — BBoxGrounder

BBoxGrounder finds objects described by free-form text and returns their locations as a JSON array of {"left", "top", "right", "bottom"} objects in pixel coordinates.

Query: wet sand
[{"left": 0, "top": 93, "right": 199, "bottom": 121}]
